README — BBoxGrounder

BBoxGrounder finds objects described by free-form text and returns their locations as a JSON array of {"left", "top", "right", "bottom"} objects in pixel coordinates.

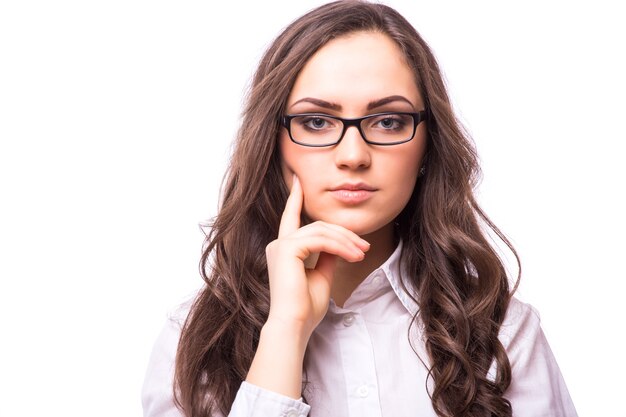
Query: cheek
[
  {"left": 280, "top": 131, "right": 325, "bottom": 183},
  {"left": 279, "top": 132, "right": 298, "bottom": 187},
  {"left": 279, "top": 133, "right": 317, "bottom": 196},
  {"left": 279, "top": 134, "right": 326, "bottom": 221},
  {"left": 390, "top": 143, "right": 425, "bottom": 202}
]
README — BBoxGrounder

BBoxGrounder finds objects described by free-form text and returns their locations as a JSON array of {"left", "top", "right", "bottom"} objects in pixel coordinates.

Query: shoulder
[
  {"left": 152, "top": 293, "right": 196, "bottom": 352},
  {"left": 152, "top": 290, "right": 198, "bottom": 357},
  {"left": 498, "top": 296, "right": 542, "bottom": 352},
  {"left": 503, "top": 296, "right": 540, "bottom": 326},
  {"left": 498, "top": 296, "right": 552, "bottom": 365},
  {"left": 167, "top": 293, "right": 196, "bottom": 329}
]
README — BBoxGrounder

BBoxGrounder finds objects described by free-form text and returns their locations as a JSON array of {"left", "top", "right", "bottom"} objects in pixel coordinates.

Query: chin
[
  {"left": 311, "top": 210, "right": 394, "bottom": 237},
  {"left": 338, "top": 222, "right": 377, "bottom": 236}
]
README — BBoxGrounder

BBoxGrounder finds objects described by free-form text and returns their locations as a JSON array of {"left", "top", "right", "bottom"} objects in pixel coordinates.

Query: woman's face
[{"left": 279, "top": 31, "right": 427, "bottom": 237}]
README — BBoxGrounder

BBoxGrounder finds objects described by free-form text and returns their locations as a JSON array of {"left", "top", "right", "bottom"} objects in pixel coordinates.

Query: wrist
[
  {"left": 246, "top": 318, "right": 310, "bottom": 399},
  {"left": 262, "top": 317, "right": 311, "bottom": 350}
]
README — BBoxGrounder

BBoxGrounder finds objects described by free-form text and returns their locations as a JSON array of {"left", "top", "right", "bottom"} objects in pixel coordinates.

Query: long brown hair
[{"left": 175, "top": 1, "right": 519, "bottom": 416}]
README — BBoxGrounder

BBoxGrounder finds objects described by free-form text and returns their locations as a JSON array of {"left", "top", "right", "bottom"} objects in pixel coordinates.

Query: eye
[
  {"left": 296, "top": 115, "right": 338, "bottom": 132},
  {"left": 370, "top": 114, "right": 408, "bottom": 131},
  {"left": 379, "top": 117, "right": 398, "bottom": 129},
  {"left": 308, "top": 118, "right": 328, "bottom": 129}
]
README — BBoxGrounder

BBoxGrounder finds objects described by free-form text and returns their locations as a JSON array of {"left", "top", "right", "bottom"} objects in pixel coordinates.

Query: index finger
[{"left": 278, "top": 174, "right": 303, "bottom": 237}]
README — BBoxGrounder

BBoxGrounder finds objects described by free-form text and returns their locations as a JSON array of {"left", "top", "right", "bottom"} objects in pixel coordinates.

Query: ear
[{"left": 417, "top": 149, "right": 430, "bottom": 178}]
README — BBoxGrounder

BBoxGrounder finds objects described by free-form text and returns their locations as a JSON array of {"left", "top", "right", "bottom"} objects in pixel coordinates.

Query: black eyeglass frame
[{"left": 280, "top": 110, "right": 428, "bottom": 147}]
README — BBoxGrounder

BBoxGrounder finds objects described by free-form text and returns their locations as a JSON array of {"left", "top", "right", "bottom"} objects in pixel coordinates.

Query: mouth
[
  {"left": 329, "top": 183, "right": 377, "bottom": 204},
  {"left": 329, "top": 182, "right": 377, "bottom": 192}
]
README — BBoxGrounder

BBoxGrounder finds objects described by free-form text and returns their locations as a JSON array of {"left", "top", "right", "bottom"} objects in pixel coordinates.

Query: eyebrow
[
  {"left": 290, "top": 95, "right": 415, "bottom": 111},
  {"left": 367, "top": 95, "right": 415, "bottom": 110}
]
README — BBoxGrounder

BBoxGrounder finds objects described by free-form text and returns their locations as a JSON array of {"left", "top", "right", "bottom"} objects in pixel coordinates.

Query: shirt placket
[{"left": 336, "top": 310, "right": 382, "bottom": 417}]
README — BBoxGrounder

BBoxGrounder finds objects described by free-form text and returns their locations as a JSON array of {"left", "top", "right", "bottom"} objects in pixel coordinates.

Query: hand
[
  {"left": 247, "top": 175, "right": 370, "bottom": 398},
  {"left": 264, "top": 175, "right": 370, "bottom": 337}
]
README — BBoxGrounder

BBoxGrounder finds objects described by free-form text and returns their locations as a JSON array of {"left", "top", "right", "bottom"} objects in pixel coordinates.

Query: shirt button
[
  {"left": 284, "top": 410, "right": 300, "bottom": 417},
  {"left": 356, "top": 385, "right": 369, "bottom": 397},
  {"left": 342, "top": 313, "right": 356, "bottom": 327},
  {"left": 372, "top": 274, "right": 383, "bottom": 285}
]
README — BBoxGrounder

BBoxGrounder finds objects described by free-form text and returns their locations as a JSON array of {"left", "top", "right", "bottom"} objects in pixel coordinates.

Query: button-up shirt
[{"left": 142, "top": 242, "right": 578, "bottom": 417}]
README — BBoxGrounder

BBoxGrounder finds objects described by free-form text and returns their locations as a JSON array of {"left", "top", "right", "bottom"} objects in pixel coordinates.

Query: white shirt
[{"left": 142, "top": 243, "right": 578, "bottom": 417}]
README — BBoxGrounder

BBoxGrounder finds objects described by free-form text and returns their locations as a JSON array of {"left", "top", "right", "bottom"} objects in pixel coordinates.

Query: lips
[
  {"left": 329, "top": 182, "right": 377, "bottom": 204},
  {"left": 329, "top": 182, "right": 377, "bottom": 192}
]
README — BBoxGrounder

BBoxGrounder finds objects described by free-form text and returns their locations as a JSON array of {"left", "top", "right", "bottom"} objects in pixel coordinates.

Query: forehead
[{"left": 287, "top": 31, "right": 422, "bottom": 110}]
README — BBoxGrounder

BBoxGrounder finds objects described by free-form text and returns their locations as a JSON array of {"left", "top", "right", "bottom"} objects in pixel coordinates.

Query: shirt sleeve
[
  {"left": 142, "top": 311, "right": 186, "bottom": 417},
  {"left": 500, "top": 298, "right": 578, "bottom": 417},
  {"left": 230, "top": 382, "right": 310, "bottom": 417},
  {"left": 141, "top": 306, "right": 311, "bottom": 417}
]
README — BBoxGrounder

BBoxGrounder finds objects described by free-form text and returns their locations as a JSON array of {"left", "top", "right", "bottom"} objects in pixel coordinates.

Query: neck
[{"left": 331, "top": 223, "right": 396, "bottom": 307}]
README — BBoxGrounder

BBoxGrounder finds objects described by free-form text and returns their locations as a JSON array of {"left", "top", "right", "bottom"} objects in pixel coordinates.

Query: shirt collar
[
  {"left": 379, "top": 240, "right": 419, "bottom": 316},
  {"left": 329, "top": 240, "right": 419, "bottom": 316}
]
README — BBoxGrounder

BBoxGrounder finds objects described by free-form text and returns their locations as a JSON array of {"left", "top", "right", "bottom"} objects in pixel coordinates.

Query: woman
[{"left": 142, "top": 1, "right": 577, "bottom": 416}]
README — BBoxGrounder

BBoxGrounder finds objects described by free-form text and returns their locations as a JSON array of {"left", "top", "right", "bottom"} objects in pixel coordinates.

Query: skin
[
  {"left": 280, "top": 31, "right": 427, "bottom": 305},
  {"left": 246, "top": 31, "right": 427, "bottom": 399}
]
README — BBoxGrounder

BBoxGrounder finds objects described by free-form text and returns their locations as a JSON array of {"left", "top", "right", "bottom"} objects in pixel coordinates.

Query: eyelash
[
  {"left": 297, "top": 114, "right": 408, "bottom": 132},
  {"left": 299, "top": 116, "right": 337, "bottom": 131}
]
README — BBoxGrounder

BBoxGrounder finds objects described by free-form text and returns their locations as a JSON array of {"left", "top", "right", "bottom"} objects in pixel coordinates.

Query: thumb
[
  {"left": 307, "top": 252, "right": 336, "bottom": 310},
  {"left": 313, "top": 252, "right": 337, "bottom": 285}
]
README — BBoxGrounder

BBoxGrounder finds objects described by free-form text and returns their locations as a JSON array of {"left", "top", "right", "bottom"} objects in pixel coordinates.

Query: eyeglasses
[{"left": 280, "top": 111, "right": 427, "bottom": 147}]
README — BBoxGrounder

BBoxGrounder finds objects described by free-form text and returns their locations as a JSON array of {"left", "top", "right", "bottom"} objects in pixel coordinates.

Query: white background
[{"left": 1, "top": 1, "right": 624, "bottom": 416}]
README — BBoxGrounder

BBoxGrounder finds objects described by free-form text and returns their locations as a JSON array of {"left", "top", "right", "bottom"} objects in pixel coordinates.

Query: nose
[{"left": 334, "top": 125, "right": 371, "bottom": 170}]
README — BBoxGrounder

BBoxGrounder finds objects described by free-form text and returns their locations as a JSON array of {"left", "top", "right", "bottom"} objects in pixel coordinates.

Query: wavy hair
[{"left": 175, "top": 1, "right": 519, "bottom": 416}]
